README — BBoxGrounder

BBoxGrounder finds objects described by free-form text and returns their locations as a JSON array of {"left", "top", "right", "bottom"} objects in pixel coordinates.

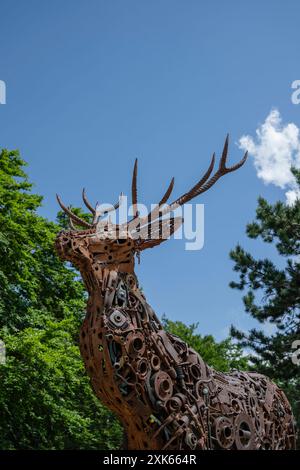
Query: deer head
[{"left": 55, "top": 135, "right": 247, "bottom": 280}]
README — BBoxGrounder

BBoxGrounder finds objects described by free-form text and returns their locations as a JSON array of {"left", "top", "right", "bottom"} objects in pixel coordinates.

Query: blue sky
[{"left": 1, "top": 0, "right": 299, "bottom": 340}]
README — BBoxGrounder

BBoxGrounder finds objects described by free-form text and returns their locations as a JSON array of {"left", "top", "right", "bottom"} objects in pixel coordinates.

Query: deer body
[{"left": 56, "top": 137, "right": 296, "bottom": 450}]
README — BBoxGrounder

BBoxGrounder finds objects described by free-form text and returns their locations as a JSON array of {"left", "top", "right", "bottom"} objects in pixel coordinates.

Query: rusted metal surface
[{"left": 55, "top": 137, "right": 296, "bottom": 450}]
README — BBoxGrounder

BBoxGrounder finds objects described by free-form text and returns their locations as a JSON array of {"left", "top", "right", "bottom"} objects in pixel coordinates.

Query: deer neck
[
  {"left": 79, "top": 258, "right": 209, "bottom": 450},
  {"left": 79, "top": 263, "right": 169, "bottom": 449}
]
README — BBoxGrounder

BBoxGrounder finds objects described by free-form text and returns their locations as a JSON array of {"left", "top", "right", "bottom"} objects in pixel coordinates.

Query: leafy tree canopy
[
  {"left": 0, "top": 148, "right": 122, "bottom": 449},
  {"left": 229, "top": 168, "right": 300, "bottom": 441}
]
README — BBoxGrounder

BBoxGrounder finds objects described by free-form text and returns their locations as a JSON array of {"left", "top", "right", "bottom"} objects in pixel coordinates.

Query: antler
[
  {"left": 168, "top": 135, "right": 247, "bottom": 209},
  {"left": 158, "top": 176, "right": 175, "bottom": 206},
  {"left": 127, "top": 135, "right": 247, "bottom": 235},
  {"left": 82, "top": 188, "right": 97, "bottom": 215},
  {"left": 128, "top": 158, "right": 175, "bottom": 224},
  {"left": 68, "top": 207, "right": 76, "bottom": 230},
  {"left": 57, "top": 135, "right": 246, "bottom": 236},
  {"left": 132, "top": 158, "right": 138, "bottom": 218},
  {"left": 57, "top": 190, "right": 123, "bottom": 229},
  {"left": 56, "top": 194, "right": 93, "bottom": 228}
]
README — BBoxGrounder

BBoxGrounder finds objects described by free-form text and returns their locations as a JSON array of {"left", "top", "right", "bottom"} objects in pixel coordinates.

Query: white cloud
[{"left": 239, "top": 109, "right": 300, "bottom": 205}]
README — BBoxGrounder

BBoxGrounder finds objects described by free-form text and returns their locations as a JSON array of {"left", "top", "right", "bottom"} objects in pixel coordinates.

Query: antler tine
[
  {"left": 219, "top": 133, "right": 229, "bottom": 171},
  {"left": 132, "top": 158, "right": 138, "bottom": 217},
  {"left": 223, "top": 150, "right": 248, "bottom": 173},
  {"left": 82, "top": 188, "right": 96, "bottom": 215},
  {"left": 184, "top": 135, "right": 247, "bottom": 199},
  {"left": 69, "top": 218, "right": 76, "bottom": 230},
  {"left": 127, "top": 177, "right": 175, "bottom": 228},
  {"left": 164, "top": 135, "right": 247, "bottom": 208},
  {"left": 128, "top": 153, "right": 214, "bottom": 227},
  {"left": 170, "top": 152, "right": 216, "bottom": 207},
  {"left": 128, "top": 166, "right": 174, "bottom": 227},
  {"left": 143, "top": 178, "right": 175, "bottom": 225},
  {"left": 56, "top": 194, "right": 93, "bottom": 229},
  {"left": 158, "top": 177, "right": 175, "bottom": 206},
  {"left": 217, "top": 133, "right": 247, "bottom": 174},
  {"left": 68, "top": 207, "right": 76, "bottom": 230}
]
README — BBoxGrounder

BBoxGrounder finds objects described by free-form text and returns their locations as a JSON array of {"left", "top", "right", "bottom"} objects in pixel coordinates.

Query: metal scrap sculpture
[{"left": 55, "top": 136, "right": 296, "bottom": 450}]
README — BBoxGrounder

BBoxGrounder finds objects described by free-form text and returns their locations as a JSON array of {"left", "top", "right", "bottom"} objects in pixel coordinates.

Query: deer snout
[{"left": 55, "top": 232, "right": 73, "bottom": 260}]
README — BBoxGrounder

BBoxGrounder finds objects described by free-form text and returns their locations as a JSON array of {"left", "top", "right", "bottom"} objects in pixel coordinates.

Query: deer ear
[{"left": 134, "top": 216, "right": 183, "bottom": 251}]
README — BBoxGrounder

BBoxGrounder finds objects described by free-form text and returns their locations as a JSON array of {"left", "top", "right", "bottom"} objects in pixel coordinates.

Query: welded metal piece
[{"left": 55, "top": 137, "right": 296, "bottom": 450}]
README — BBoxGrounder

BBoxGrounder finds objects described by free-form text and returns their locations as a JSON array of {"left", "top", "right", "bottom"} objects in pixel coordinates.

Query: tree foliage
[
  {"left": 0, "top": 148, "right": 123, "bottom": 449},
  {"left": 229, "top": 168, "right": 300, "bottom": 440}
]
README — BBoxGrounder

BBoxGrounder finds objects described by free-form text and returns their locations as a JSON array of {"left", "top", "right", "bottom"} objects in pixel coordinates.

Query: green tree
[
  {"left": 229, "top": 168, "right": 300, "bottom": 439},
  {"left": 0, "top": 320, "right": 121, "bottom": 449},
  {"left": 0, "top": 148, "right": 122, "bottom": 449}
]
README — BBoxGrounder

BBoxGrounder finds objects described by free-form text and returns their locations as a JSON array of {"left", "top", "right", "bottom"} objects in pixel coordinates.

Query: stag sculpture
[{"left": 55, "top": 136, "right": 296, "bottom": 450}]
